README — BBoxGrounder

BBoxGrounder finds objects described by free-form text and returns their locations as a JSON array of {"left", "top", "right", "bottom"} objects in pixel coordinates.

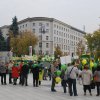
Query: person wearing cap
[
  {"left": 21, "top": 62, "right": 29, "bottom": 86},
  {"left": 31, "top": 62, "right": 39, "bottom": 87}
]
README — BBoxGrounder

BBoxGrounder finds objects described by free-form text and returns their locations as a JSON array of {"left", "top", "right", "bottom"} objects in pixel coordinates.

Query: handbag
[{"left": 94, "top": 75, "right": 98, "bottom": 82}]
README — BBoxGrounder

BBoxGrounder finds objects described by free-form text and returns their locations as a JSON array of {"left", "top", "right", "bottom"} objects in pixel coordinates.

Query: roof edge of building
[{"left": 1, "top": 17, "right": 86, "bottom": 34}]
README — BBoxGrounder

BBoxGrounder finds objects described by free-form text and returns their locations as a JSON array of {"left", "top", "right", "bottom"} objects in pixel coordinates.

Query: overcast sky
[{"left": 0, "top": 0, "right": 100, "bottom": 33}]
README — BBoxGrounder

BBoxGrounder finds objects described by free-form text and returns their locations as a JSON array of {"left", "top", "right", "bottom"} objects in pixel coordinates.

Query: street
[{"left": 0, "top": 74, "right": 99, "bottom": 100}]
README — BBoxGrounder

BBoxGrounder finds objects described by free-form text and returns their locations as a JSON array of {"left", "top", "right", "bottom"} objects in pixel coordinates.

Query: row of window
[
  {"left": 54, "top": 37, "right": 80, "bottom": 45},
  {"left": 54, "top": 30, "right": 83, "bottom": 38},
  {"left": 33, "top": 28, "right": 49, "bottom": 33},
  {"left": 54, "top": 44, "right": 77, "bottom": 51},
  {"left": 38, "top": 36, "right": 49, "bottom": 40},
  {"left": 39, "top": 43, "right": 49, "bottom": 48},
  {"left": 33, "top": 23, "right": 49, "bottom": 27},
  {"left": 54, "top": 24, "right": 70, "bottom": 32},
  {"left": 19, "top": 24, "right": 27, "bottom": 29},
  {"left": 54, "top": 24, "right": 83, "bottom": 36},
  {"left": 19, "top": 23, "right": 49, "bottom": 29}
]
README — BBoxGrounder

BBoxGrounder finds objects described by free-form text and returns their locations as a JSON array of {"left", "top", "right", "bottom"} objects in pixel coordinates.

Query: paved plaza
[{"left": 0, "top": 74, "right": 99, "bottom": 100}]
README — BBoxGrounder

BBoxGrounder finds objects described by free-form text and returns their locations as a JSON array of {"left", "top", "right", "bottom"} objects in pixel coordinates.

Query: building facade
[{"left": 0, "top": 17, "right": 86, "bottom": 56}]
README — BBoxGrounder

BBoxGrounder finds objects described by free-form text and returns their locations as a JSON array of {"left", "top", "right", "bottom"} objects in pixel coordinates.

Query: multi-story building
[{"left": 0, "top": 17, "right": 86, "bottom": 56}]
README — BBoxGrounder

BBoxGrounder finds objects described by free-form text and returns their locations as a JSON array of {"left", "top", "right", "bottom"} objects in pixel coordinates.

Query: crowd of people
[
  {"left": 50, "top": 60, "right": 100, "bottom": 96},
  {"left": 0, "top": 60, "right": 100, "bottom": 97},
  {"left": 0, "top": 60, "right": 46, "bottom": 87}
]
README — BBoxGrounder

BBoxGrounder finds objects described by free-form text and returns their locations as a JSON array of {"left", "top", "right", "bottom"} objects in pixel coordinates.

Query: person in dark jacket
[
  {"left": 19, "top": 60, "right": 23, "bottom": 84},
  {"left": 21, "top": 63, "right": 29, "bottom": 86},
  {"left": 94, "top": 65, "right": 100, "bottom": 96},
  {"left": 0, "top": 62, "right": 7, "bottom": 85},
  {"left": 31, "top": 63, "right": 39, "bottom": 87}
]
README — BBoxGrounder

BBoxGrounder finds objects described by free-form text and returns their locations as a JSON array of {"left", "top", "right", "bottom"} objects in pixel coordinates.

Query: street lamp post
[{"left": 40, "top": 24, "right": 46, "bottom": 55}]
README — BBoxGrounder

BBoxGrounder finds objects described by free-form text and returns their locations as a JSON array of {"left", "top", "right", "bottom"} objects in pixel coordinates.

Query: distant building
[{"left": 0, "top": 17, "right": 86, "bottom": 56}]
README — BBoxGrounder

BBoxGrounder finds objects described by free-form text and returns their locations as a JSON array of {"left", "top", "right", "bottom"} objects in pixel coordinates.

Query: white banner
[{"left": 60, "top": 56, "right": 71, "bottom": 65}]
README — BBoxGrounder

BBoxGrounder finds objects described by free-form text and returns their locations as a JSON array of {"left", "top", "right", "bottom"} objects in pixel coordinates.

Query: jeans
[
  {"left": 1, "top": 73, "right": 6, "bottom": 84},
  {"left": 61, "top": 80, "right": 67, "bottom": 93},
  {"left": 9, "top": 73, "right": 12, "bottom": 83},
  {"left": 51, "top": 77, "right": 56, "bottom": 90},
  {"left": 96, "top": 82, "right": 100, "bottom": 95},
  {"left": 83, "top": 85, "right": 91, "bottom": 93},
  {"left": 21, "top": 74, "right": 28, "bottom": 86},
  {"left": 68, "top": 78, "right": 77, "bottom": 96}
]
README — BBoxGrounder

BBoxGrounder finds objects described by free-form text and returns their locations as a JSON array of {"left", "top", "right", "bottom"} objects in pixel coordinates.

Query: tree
[
  {"left": 76, "top": 40, "right": 85, "bottom": 56},
  {"left": 0, "top": 29, "right": 7, "bottom": 51},
  {"left": 92, "top": 30, "right": 100, "bottom": 58},
  {"left": 10, "top": 31, "right": 38, "bottom": 56},
  {"left": 54, "top": 46, "right": 63, "bottom": 59},
  {"left": 10, "top": 16, "right": 19, "bottom": 37},
  {"left": 85, "top": 30, "right": 100, "bottom": 58},
  {"left": 85, "top": 34, "right": 94, "bottom": 53}
]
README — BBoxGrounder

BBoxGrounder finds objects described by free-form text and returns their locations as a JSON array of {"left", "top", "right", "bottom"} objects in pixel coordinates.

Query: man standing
[
  {"left": 8, "top": 60, "right": 13, "bottom": 84},
  {"left": 21, "top": 63, "right": 29, "bottom": 86},
  {"left": 0, "top": 62, "right": 7, "bottom": 85},
  {"left": 67, "top": 62, "right": 79, "bottom": 96},
  {"left": 51, "top": 61, "right": 58, "bottom": 92}
]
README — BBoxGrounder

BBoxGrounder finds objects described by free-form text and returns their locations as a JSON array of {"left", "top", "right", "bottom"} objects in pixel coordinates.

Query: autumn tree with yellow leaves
[
  {"left": 54, "top": 46, "right": 63, "bottom": 59},
  {"left": 10, "top": 31, "right": 38, "bottom": 56}
]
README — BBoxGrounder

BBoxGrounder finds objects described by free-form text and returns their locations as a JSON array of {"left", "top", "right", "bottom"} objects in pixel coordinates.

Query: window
[
  {"left": 39, "top": 28, "right": 42, "bottom": 33},
  {"left": 33, "top": 23, "right": 35, "bottom": 26},
  {"left": 54, "top": 30, "right": 56, "bottom": 34},
  {"left": 66, "top": 46, "right": 67, "bottom": 50},
  {"left": 46, "top": 51, "right": 49, "bottom": 55},
  {"left": 25, "top": 29, "right": 27, "bottom": 32},
  {"left": 33, "top": 29, "right": 35, "bottom": 33},
  {"left": 46, "top": 43, "right": 49, "bottom": 48},
  {"left": 46, "top": 23, "right": 49, "bottom": 27},
  {"left": 54, "top": 37, "right": 56, "bottom": 42},
  {"left": 62, "top": 45, "right": 63, "bottom": 49},
  {"left": 39, "top": 43, "right": 42, "bottom": 47},
  {"left": 46, "top": 29, "right": 49, "bottom": 33},
  {"left": 64, "top": 45, "right": 65, "bottom": 50},
  {"left": 54, "top": 24, "right": 56, "bottom": 28},
  {"left": 46, "top": 36, "right": 49, "bottom": 40},
  {"left": 39, "top": 23, "right": 42, "bottom": 26},
  {"left": 57, "top": 31, "right": 58, "bottom": 35},
  {"left": 64, "top": 39, "right": 65, "bottom": 43}
]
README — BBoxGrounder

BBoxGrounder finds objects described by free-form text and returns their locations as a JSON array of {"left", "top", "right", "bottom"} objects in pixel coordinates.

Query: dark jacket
[
  {"left": 0, "top": 64, "right": 7, "bottom": 73},
  {"left": 31, "top": 65, "right": 39, "bottom": 78},
  {"left": 21, "top": 64, "right": 29, "bottom": 76}
]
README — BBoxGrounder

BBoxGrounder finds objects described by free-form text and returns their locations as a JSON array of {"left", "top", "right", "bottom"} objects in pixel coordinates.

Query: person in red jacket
[{"left": 12, "top": 63, "right": 19, "bottom": 85}]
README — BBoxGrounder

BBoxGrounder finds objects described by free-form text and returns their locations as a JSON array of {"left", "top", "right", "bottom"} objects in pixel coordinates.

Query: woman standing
[
  {"left": 0, "top": 62, "right": 7, "bottom": 85},
  {"left": 94, "top": 65, "right": 100, "bottom": 96},
  {"left": 81, "top": 64, "right": 92, "bottom": 96}
]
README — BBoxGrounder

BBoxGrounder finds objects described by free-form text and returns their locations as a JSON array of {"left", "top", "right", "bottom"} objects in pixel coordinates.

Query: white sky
[{"left": 0, "top": 0, "right": 100, "bottom": 33}]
